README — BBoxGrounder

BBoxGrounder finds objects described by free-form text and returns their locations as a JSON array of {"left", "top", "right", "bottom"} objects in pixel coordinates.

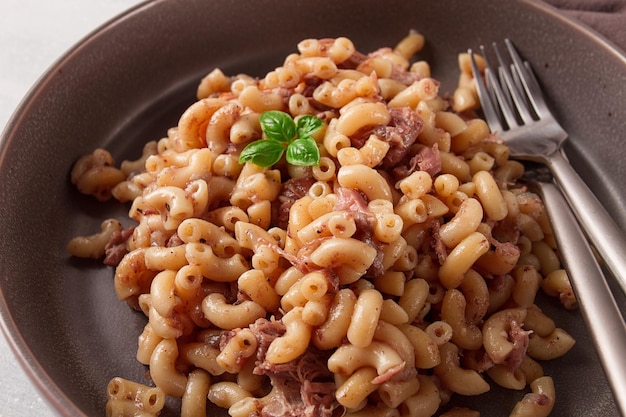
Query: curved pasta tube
[
  {"left": 374, "top": 321, "right": 416, "bottom": 370},
  {"left": 472, "top": 170, "right": 507, "bottom": 221},
  {"left": 181, "top": 369, "right": 211, "bottom": 417},
  {"left": 458, "top": 269, "right": 489, "bottom": 325},
  {"left": 441, "top": 289, "right": 482, "bottom": 351},
  {"left": 234, "top": 221, "right": 281, "bottom": 274},
  {"left": 334, "top": 367, "right": 379, "bottom": 409},
  {"left": 147, "top": 301, "right": 193, "bottom": 340},
  {"left": 523, "top": 305, "right": 556, "bottom": 338},
  {"left": 179, "top": 341, "right": 225, "bottom": 376},
  {"left": 206, "top": 206, "right": 249, "bottom": 232},
  {"left": 322, "top": 118, "right": 351, "bottom": 157},
  {"left": 486, "top": 364, "right": 526, "bottom": 390},
  {"left": 136, "top": 323, "right": 163, "bottom": 365},
  {"left": 396, "top": 171, "right": 433, "bottom": 200},
  {"left": 206, "top": 101, "right": 242, "bottom": 157},
  {"left": 433, "top": 342, "right": 489, "bottom": 396},
  {"left": 541, "top": 269, "right": 577, "bottom": 310},
  {"left": 296, "top": 210, "right": 357, "bottom": 242},
  {"left": 217, "top": 328, "right": 258, "bottom": 373},
  {"left": 265, "top": 307, "right": 312, "bottom": 364},
  {"left": 149, "top": 338, "right": 188, "bottom": 398},
  {"left": 230, "top": 164, "right": 281, "bottom": 210},
  {"left": 438, "top": 198, "right": 483, "bottom": 248},
  {"left": 150, "top": 270, "right": 180, "bottom": 318},
  {"left": 425, "top": 320, "right": 453, "bottom": 347},
  {"left": 106, "top": 377, "right": 166, "bottom": 415},
  {"left": 313, "top": 288, "right": 357, "bottom": 350},
  {"left": 207, "top": 382, "right": 252, "bottom": 409},
  {"left": 347, "top": 289, "right": 384, "bottom": 348},
  {"left": 302, "top": 294, "right": 333, "bottom": 326},
  {"left": 327, "top": 341, "right": 406, "bottom": 379},
  {"left": 106, "top": 398, "right": 158, "bottom": 417},
  {"left": 196, "top": 68, "right": 231, "bottom": 99},
  {"left": 380, "top": 299, "right": 409, "bottom": 325},
  {"left": 238, "top": 85, "right": 285, "bottom": 113},
  {"left": 142, "top": 185, "right": 194, "bottom": 231},
  {"left": 185, "top": 243, "right": 248, "bottom": 282},
  {"left": 144, "top": 245, "right": 188, "bottom": 272},
  {"left": 527, "top": 328, "right": 575, "bottom": 361},
  {"left": 335, "top": 101, "right": 390, "bottom": 137},
  {"left": 377, "top": 377, "right": 420, "bottom": 409},
  {"left": 178, "top": 218, "right": 241, "bottom": 256},
  {"left": 399, "top": 375, "right": 441, "bottom": 417},
  {"left": 337, "top": 164, "right": 393, "bottom": 202},
  {"left": 482, "top": 307, "right": 527, "bottom": 364},
  {"left": 292, "top": 56, "right": 338, "bottom": 79},
  {"left": 397, "top": 324, "right": 440, "bottom": 369},
  {"left": 66, "top": 219, "right": 123, "bottom": 259},
  {"left": 114, "top": 248, "right": 157, "bottom": 307},
  {"left": 201, "top": 293, "right": 266, "bottom": 330},
  {"left": 438, "top": 231, "right": 490, "bottom": 289},
  {"left": 509, "top": 376, "right": 555, "bottom": 417},
  {"left": 512, "top": 265, "right": 541, "bottom": 309},
  {"left": 313, "top": 79, "right": 359, "bottom": 109},
  {"left": 388, "top": 78, "right": 439, "bottom": 108},
  {"left": 238, "top": 269, "right": 280, "bottom": 312},
  {"left": 309, "top": 237, "right": 378, "bottom": 277},
  {"left": 177, "top": 98, "right": 227, "bottom": 150},
  {"left": 70, "top": 148, "right": 126, "bottom": 202},
  {"left": 155, "top": 148, "right": 213, "bottom": 188},
  {"left": 397, "top": 278, "right": 429, "bottom": 323}
]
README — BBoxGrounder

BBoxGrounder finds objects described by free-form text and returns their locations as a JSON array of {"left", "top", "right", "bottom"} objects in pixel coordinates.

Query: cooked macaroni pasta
[{"left": 69, "top": 31, "right": 576, "bottom": 417}]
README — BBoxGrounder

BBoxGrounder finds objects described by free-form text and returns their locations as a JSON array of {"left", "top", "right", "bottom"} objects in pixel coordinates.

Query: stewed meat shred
[
  {"left": 249, "top": 319, "right": 340, "bottom": 417},
  {"left": 348, "top": 107, "right": 429, "bottom": 179},
  {"left": 505, "top": 319, "right": 531, "bottom": 371},
  {"left": 332, "top": 188, "right": 385, "bottom": 277},
  {"left": 103, "top": 226, "right": 134, "bottom": 266},
  {"left": 274, "top": 176, "right": 317, "bottom": 230}
]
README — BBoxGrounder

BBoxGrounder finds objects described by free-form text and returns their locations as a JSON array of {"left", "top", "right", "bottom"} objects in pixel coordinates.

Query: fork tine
[
  {"left": 504, "top": 39, "right": 550, "bottom": 119},
  {"left": 478, "top": 45, "right": 504, "bottom": 118},
  {"left": 493, "top": 42, "right": 535, "bottom": 125},
  {"left": 481, "top": 45, "right": 520, "bottom": 130},
  {"left": 468, "top": 48, "right": 503, "bottom": 133}
]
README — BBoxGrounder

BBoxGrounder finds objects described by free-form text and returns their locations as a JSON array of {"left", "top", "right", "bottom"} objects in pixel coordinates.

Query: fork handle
[
  {"left": 536, "top": 182, "right": 626, "bottom": 417},
  {"left": 547, "top": 150, "right": 626, "bottom": 297}
]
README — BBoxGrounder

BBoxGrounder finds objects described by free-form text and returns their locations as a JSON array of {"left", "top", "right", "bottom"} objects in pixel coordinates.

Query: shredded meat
[
  {"left": 376, "top": 107, "right": 424, "bottom": 169},
  {"left": 349, "top": 107, "right": 424, "bottom": 176},
  {"left": 504, "top": 319, "right": 531, "bottom": 370},
  {"left": 249, "top": 319, "right": 341, "bottom": 417},
  {"left": 390, "top": 143, "right": 442, "bottom": 180},
  {"left": 103, "top": 226, "right": 135, "bottom": 266},
  {"left": 333, "top": 188, "right": 385, "bottom": 278},
  {"left": 274, "top": 176, "right": 317, "bottom": 230}
]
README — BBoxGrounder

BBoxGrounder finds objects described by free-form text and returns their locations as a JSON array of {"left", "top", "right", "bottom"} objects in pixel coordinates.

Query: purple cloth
[{"left": 542, "top": 0, "right": 626, "bottom": 53}]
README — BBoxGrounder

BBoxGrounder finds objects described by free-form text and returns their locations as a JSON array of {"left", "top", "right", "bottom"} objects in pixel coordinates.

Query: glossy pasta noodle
[{"left": 68, "top": 31, "right": 576, "bottom": 417}]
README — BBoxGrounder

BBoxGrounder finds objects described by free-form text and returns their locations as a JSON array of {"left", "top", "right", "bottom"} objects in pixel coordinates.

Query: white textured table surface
[{"left": 0, "top": 2, "right": 142, "bottom": 416}]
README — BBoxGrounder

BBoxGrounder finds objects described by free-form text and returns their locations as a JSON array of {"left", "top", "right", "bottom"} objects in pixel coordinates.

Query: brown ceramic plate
[{"left": 1, "top": 0, "right": 625, "bottom": 416}]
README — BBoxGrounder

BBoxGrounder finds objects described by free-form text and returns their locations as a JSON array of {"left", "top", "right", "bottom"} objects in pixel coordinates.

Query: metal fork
[
  {"left": 534, "top": 181, "right": 626, "bottom": 417},
  {"left": 468, "top": 39, "right": 626, "bottom": 298}
]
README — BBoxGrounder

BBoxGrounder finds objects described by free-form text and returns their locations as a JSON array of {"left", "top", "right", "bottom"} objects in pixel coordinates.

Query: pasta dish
[{"left": 68, "top": 31, "right": 577, "bottom": 417}]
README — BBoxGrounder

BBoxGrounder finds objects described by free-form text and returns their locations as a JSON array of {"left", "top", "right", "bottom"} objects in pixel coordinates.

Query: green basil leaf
[
  {"left": 286, "top": 137, "right": 320, "bottom": 166},
  {"left": 238, "top": 139, "right": 285, "bottom": 167},
  {"left": 260, "top": 110, "right": 296, "bottom": 143},
  {"left": 296, "top": 115, "right": 324, "bottom": 138}
]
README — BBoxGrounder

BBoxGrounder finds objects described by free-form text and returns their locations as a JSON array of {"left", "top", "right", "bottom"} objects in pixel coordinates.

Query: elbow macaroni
[{"left": 68, "top": 32, "right": 577, "bottom": 417}]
